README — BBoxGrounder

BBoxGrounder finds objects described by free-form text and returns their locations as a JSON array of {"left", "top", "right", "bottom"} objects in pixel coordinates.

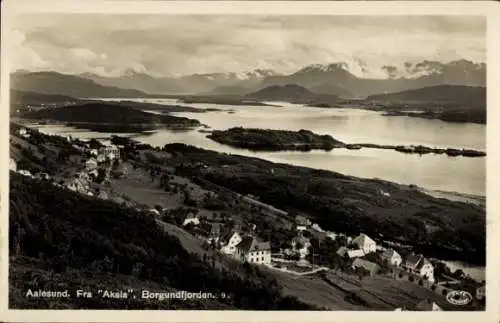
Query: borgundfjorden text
[{"left": 24, "top": 289, "right": 229, "bottom": 301}]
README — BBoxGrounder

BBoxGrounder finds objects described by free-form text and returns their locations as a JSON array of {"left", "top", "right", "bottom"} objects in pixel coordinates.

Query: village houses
[
  {"left": 352, "top": 233, "right": 377, "bottom": 254},
  {"left": 234, "top": 235, "right": 271, "bottom": 265},
  {"left": 403, "top": 253, "right": 435, "bottom": 282},
  {"left": 380, "top": 248, "right": 403, "bottom": 267}
]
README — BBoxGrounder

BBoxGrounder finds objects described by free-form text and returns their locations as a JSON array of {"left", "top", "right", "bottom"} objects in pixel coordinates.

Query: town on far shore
[{"left": 9, "top": 123, "right": 486, "bottom": 311}]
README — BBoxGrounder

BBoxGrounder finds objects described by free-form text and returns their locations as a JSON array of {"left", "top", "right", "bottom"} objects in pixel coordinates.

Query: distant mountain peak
[{"left": 294, "top": 62, "right": 351, "bottom": 75}]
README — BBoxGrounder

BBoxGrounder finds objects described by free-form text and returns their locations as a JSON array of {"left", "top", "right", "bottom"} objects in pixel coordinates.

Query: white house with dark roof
[
  {"left": 403, "top": 253, "right": 435, "bottom": 282},
  {"left": 220, "top": 231, "right": 243, "bottom": 255},
  {"left": 381, "top": 248, "right": 403, "bottom": 267},
  {"left": 235, "top": 236, "right": 271, "bottom": 265},
  {"left": 182, "top": 213, "right": 200, "bottom": 227},
  {"left": 352, "top": 233, "right": 377, "bottom": 254}
]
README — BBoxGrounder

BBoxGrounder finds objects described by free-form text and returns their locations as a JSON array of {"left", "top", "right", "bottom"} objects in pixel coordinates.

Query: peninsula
[{"left": 21, "top": 102, "right": 201, "bottom": 133}]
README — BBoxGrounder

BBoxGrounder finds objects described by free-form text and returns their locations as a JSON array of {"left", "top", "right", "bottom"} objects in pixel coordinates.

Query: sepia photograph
[{"left": 0, "top": 1, "right": 498, "bottom": 322}]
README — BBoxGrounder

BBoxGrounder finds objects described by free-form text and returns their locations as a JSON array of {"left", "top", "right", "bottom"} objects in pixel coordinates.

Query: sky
[{"left": 9, "top": 15, "right": 486, "bottom": 79}]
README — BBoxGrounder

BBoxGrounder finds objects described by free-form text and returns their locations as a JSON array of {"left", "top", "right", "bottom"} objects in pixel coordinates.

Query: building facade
[
  {"left": 352, "top": 233, "right": 377, "bottom": 254},
  {"left": 220, "top": 232, "right": 243, "bottom": 255},
  {"left": 235, "top": 236, "right": 271, "bottom": 265}
]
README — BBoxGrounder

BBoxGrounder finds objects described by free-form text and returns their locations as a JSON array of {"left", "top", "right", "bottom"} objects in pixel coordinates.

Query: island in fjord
[
  {"left": 207, "top": 127, "right": 486, "bottom": 157},
  {"left": 207, "top": 127, "right": 346, "bottom": 152}
]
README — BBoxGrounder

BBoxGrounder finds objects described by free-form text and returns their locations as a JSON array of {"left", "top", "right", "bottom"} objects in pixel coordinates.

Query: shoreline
[{"left": 205, "top": 128, "right": 486, "bottom": 158}]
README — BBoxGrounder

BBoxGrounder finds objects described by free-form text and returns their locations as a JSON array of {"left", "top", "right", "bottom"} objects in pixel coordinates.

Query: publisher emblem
[{"left": 446, "top": 290, "right": 472, "bottom": 306}]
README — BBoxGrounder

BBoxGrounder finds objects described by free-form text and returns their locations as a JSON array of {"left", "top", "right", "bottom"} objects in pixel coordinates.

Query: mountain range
[
  {"left": 366, "top": 85, "right": 486, "bottom": 107},
  {"left": 10, "top": 71, "right": 148, "bottom": 98},
  {"left": 11, "top": 59, "right": 485, "bottom": 99}
]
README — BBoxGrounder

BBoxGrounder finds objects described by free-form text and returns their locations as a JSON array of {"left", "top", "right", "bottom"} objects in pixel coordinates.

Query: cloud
[
  {"left": 381, "top": 65, "right": 398, "bottom": 79},
  {"left": 9, "top": 14, "right": 486, "bottom": 78}
]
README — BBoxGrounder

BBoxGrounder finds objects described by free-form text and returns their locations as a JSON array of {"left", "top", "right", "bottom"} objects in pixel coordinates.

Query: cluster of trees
[{"left": 9, "top": 173, "right": 316, "bottom": 310}]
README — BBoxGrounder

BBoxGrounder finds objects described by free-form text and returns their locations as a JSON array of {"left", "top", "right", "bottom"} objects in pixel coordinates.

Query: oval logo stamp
[{"left": 446, "top": 290, "right": 473, "bottom": 306}]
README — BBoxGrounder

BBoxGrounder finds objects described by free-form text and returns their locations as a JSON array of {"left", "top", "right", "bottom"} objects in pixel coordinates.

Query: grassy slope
[{"left": 9, "top": 173, "right": 315, "bottom": 310}]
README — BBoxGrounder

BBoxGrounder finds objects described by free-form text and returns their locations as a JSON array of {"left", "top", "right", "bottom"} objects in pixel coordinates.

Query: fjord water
[{"left": 38, "top": 98, "right": 486, "bottom": 196}]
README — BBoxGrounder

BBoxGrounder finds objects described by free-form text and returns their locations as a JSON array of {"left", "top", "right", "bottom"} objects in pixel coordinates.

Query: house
[
  {"left": 208, "top": 223, "right": 222, "bottom": 243},
  {"left": 311, "top": 223, "right": 324, "bottom": 232},
  {"left": 18, "top": 128, "right": 30, "bottom": 138},
  {"left": 9, "top": 158, "right": 17, "bottom": 172},
  {"left": 18, "top": 169, "right": 33, "bottom": 178},
  {"left": 234, "top": 236, "right": 271, "bottom": 265},
  {"left": 291, "top": 234, "right": 311, "bottom": 259},
  {"left": 220, "top": 231, "right": 243, "bottom": 255},
  {"left": 296, "top": 225, "right": 307, "bottom": 232},
  {"left": 85, "top": 158, "right": 98, "bottom": 170},
  {"left": 336, "top": 246, "right": 349, "bottom": 257},
  {"left": 37, "top": 172, "right": 50, "bottom": 180},
  {"left": 98, "top": 190, "right": 109, "bottom": 200},
  {"left": 476, "top": 285, "right": 485, "bottom": 300},
  {"left": 148, "top": 209, "right": 161, "bottom": 216},
  {"left": 337, "top": 247, "right": 365, "bottom": 259},
  {"left": 326, "top": 231, "right": 338, "bottom": 241},
  {"left": 96, "top": 154, "right": 106, "bottom": 163},
  {"left": 99, "top": 145, "right": 120, "bottom": 160},
  {"left": 182, "top": 214, "right": 200, "bottom": 227},
  {"left": 295, "top": 215, "right": 311, "bottom": 227},
  {"left": 403, "top": 253, "right": 435, "bottom": 282},
  {"left": 380, "top": 248, "right": 403, "bottom": 266},
  {"left": 88, "top": 169, "right": 99, "bottom": 180},
  {"left": 351, "top": 258, "right": 380, "bottom": 276},
  {"left": 352, "top": 233, "right": 377, "bottom": 254},
  {"left": 415, "top": 299, "right": 442, "bottom": 311},
  {"left": 403, "top": 253, "right": 423, "bottom": 272},
  {"left": 418, "top": 258, "right": 435, "bottom": 282}
]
